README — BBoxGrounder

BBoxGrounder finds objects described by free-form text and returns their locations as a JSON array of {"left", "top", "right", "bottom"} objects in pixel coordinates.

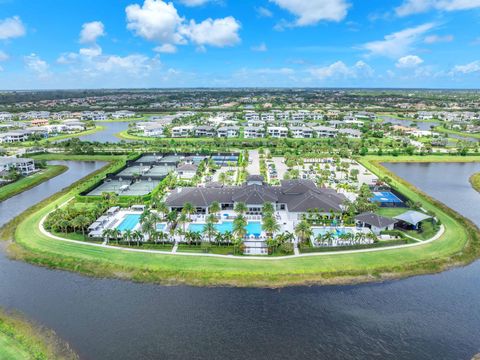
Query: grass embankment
[
  {"left": 469, "top": 172, "right": 480, "bottom": 193},
  {"left": 3, "top": 154, "right": 480, "bottom": 287},
  {"left": 0, "top": 309, "right": 78, "bottom": 360},
  {"left": 0, "top": 165, "right": 67, "bottom": 202},
  {"left": 433, "top": 126, "right": 480, "bottom": 140}
]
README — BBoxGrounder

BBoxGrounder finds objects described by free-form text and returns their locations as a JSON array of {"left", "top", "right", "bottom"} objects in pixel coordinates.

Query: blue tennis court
[{"left": 370, "top": 191, "right": 403, "bottom": 204}]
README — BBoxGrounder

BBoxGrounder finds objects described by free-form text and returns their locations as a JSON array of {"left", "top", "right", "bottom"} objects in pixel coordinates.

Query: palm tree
[
  {"left": 322, "top": 231, "right": 335, "bottom": 246},
  {"left": 209, "top": 201, "right": 221, "bottom": 218},
  {"left": 223, "top": 230, "right": 234, "bottom": 245},
  {"left": 123, "top": 229, "right": 133, "bottom": 245},
  {"left": 294, "top": 220, "right": 313, "bottom": 245},
  {"left": 214, "top": 232, "right": 224, "bottom": 246},
  {"left": 262, "top": 202, "right": 275, "bottom": 216},
  {"left": 132, "top": 230, "right": 143, "bottom": 246},
  {"left": 177, "top": 212, "right": 190, "bottom": 242},
  {"left": 234, "top": 202, "right": 247, "bottom": 216},
  {"left": 102, "top": 228, "right": 113, "bottom": 244},
  {"left": 232, "top": 237, "right": 243, "bottom": 255},
  {"left": 218, "top": 172, "right": 228, "bottom": 185},
  {"left": 166, "top": 210, "right": 178, "bottom": 225},
  {"left": 262, "top": 215, "right": 280, "bottom": 237},
  {"left": 182, "top": 202, "right": 196, "bottom": 220},
  {"left": 111, "top": 228, "right": 121, "bottom": 244},
  {"left": 203, "top": 222, "right": 217, "bottom": 243},
  {"left": 233, "top": 214, "right": 247, "bottom": 240}
]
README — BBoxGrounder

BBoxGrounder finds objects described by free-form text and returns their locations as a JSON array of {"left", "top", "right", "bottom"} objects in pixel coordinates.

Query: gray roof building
[
  {"left": 355, "top": 212, "right": 398, "bottom": 228},
  {"left": 166, "top": 178, "right": 346, "bottom": 213}
]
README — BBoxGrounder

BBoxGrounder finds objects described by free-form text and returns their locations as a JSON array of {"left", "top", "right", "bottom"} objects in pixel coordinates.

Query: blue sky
[{"left": 1, "top": 0, "right": 480, "bottom": 89}]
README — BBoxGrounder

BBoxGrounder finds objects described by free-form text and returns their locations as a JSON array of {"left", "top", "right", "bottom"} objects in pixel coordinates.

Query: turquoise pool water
[
  {"left": 156, "top": 223, "right": 166, "bottom": 231},
  {"left": 312, "top": 227, "right": 353, "bottom": 239},
  {"left": 188, "top": 221, "right": 262, "bottom": 236},
  {"left": 117, "top": 214, "right": 141, "bottom": 231}
]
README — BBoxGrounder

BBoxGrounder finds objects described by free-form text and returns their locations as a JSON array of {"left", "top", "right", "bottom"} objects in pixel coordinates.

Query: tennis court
[
  {"left": 87, "top": 180, "right": 131, "bottom": 196},
  {"left": 370, "top": 191, "right": 403, "bottom": 204},
  {"left": 121, "top": 180, "right": 160, "bottom": 196}
]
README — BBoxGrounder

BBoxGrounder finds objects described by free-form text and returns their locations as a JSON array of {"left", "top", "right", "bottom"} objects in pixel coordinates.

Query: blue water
[
  {"left": 156, "top": 223, "right": 166, "bottom": 231},
  {"left": 117, "top": 214, "right": 140, "bottom": 231},
  {"left": 188, "top": 221, "right": 262, "bottom": 236}
]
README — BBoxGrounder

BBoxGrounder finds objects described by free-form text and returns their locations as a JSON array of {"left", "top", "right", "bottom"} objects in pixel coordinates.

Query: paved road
[{"left": 246, "top": 150, "right": 260, "bottom": 175}]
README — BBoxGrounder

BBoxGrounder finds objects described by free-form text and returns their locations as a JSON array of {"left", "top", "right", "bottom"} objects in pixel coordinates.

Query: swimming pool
[
  {"left": 116, "top": 214, "right": 140, "bottom": 231},
  {"left": 312, "top": 227, "right": 354, "bottom": 239},
  {"left": 156, "top": 223, "right": 166, "bottom": 231},
  {"left": 188, "top": 221, "right": 262, "bottom": 236}
]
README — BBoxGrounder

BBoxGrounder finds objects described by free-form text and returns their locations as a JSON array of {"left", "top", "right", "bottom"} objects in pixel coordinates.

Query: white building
[
  {"left": 0, "top": 157, "right": 36, "bottom": 175},
  {"left": 244, "top": 127, "right": 265, "bottom": 138},
  {"left": 267, "top": 126, "right": 288, "bottom": 138},
  {"left": 172, "top": 125, "right": 194, "bottom": 138},
  {"left": 217, "top": 126, "right": 240, "bottom": 138}
]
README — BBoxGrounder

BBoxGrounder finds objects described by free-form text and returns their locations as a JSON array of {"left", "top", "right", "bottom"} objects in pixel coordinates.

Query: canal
[{"left": 1, "top": 161, "right": 479, "bottom": 359}]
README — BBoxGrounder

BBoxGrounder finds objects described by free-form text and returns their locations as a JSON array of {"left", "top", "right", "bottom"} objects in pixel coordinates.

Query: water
[
  {"left": 379, "top": 116, "right": 479, "bottom": 142},
  {"left": 0, "top": 160, "right": 105, "bottom": 227},
  {"left": 188, "top": 221, "right": 262, "bottom": 236},
  {"left": 379, "top": 116, "right": 439, "bottom": 131},
  {"left": 79, "top": 121, "right": 132, "bottom": 143},
  {"left": 1, "top": 161, "right": 480, "bottom": 359},
  {"left": 116, "top": 214, "right": 141, "bottom": 231}
]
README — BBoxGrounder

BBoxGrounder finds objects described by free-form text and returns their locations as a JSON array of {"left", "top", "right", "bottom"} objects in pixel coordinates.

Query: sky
[{"left": 1, "top": 0, "right": 480, "bottom": 89}]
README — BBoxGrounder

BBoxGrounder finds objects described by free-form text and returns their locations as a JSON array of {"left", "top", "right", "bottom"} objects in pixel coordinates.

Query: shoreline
[
  {"left": 469, "top": 172, "right": 480, "bottom": 193},
  {"left": 1, "top": 154, "right": 479, "bottom": 288},
  {"left": 0, "top": 165, "right": 68, "bottom": 202},
  {"left": 0, "top": 308, "right": 78, "bottom": 360}
]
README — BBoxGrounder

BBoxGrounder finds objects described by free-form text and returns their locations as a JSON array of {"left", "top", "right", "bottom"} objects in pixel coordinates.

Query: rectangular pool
[
  {"left": 188, "top": 221, "right": 262, "bottom": 237},
  {"left": 116, "top": 214, "right": 140, "bottom": 231}
]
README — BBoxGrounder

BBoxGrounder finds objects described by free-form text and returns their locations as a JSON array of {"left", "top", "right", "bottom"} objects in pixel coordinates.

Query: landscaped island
[
  {"left": 0, "top": 308, "right": 78, "bottom": 360},
  {"left": 470, "top": 172, "right": 480, "bottom": 193},
  {"left": 1, "top": 153, "right": 479, "bottom": 287},
  {"left": 0, "top": 165, "right": 67, "bottom": 202}
]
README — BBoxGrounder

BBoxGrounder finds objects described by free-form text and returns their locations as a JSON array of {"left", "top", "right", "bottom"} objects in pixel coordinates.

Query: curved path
[{"left": 38, "top": 198, "right": 446, "bottom": 261}]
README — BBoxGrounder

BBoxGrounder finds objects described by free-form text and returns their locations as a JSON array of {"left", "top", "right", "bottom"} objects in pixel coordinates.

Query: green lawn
[
  {"left": 470, "top": 172, "right": 480, "bottom": 193},
  {"left": 375, "top": 207, "right": 410, "bottom": 217},
  {"left": 3, "top": 154, "right": 480, "bottom": 287},
  {"left": 0, "top": 165, "right": 67, "bottom": 202},
  {"left": 0, "top": 334, "right": 32, "bottom": 360},
  {"left": 433, "top": 126, "right": 480, "bottom": 140}
]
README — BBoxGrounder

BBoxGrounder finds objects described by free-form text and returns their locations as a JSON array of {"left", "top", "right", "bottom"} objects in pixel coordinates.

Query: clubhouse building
[{"left": 166, "top": 175, "right": 347, "bottom": 220}]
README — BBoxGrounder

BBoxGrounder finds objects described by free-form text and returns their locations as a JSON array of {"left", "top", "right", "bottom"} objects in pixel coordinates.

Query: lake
[
  {"left": 1, "top": 161, "right": 479, "bottom": 359},
  {"left": 79, "top": 121, "right": 132, "bottom": 143}
]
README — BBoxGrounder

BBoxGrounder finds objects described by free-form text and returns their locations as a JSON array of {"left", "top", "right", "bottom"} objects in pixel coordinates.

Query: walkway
[{"left": 38, "top": 198, "right": 447, "bottom": 261}]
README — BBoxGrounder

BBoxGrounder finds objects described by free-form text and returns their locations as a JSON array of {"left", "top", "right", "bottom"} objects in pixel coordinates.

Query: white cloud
[
  {"left": 24, "top": 53, "right": 49, "bottom": 78},
  {"left": 251, "top": 42, "right": 267, "bottom": 52},
  {"left": 126, "top": 0, "right": 185, "bottom": 45},
  {"left": 396, "top": 0, "right": 480, "bottom": 16},
  {"left": 126, "top": 0, "right": 241, "bottom": 50},
  {"left": 0, "top": 16, "right": 26, "bottom": 40},
  {"left": 309, "top": 60, "right": 373, "bottom": 80},
  {"left": 57, "top": 52, "right": 79, "bottom": 64},
  {"left": 177, "top": 0, "right": 210, "bottom": 6},
  {"left": 0, "top": 50, "right": 9, "bottom": 62},
  {"left": 452, "top": 60, "right": 480, "bottom": 74},
  {"left": 154, "top": 43, "right": 177, "bottom": 53},
  {"left": 181, "top": 16, "right": 241, "bottom": 47},
  {"left": 93, "top": 54, "right": 159, "bottom": 75},
  {"left": 396, "top": 55, "right": 424, "bottom": 68},
  {"left": 424, "top": 34, "right": 454, "bottom": 43},
  {"left": 256, "top": 6, "right": 273, "bottom": 17},
  {"left": 269, "top": 0, "right": 349, "bottom": 26},
  {"left": 79, "top": 21, "right": 105, "bottom": 44},
  {"left": 79, "top": 44, "right": 103, "bottom": 57},
  {"left": 361, "top": 23, "right": 434, "bottom": 58}
]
